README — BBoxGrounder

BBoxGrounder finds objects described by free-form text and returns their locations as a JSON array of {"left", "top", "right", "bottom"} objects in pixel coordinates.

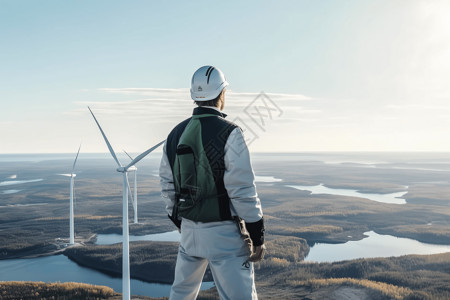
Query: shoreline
[
  {"left": 2, "top": 227, "right": 449, "bottom": 261},
  {"left": 0, "top": 233, "right": 96, "bottom": 260}
]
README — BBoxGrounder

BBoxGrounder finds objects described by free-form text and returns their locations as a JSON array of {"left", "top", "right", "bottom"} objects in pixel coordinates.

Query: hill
[{"left": 0, "top": 281, "right": 116, "bottom": 300}]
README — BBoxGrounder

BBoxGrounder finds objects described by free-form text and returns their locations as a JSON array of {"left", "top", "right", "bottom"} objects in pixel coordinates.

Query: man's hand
[{"left": 249, "top": 244, "right": 266, "bottom": 262}]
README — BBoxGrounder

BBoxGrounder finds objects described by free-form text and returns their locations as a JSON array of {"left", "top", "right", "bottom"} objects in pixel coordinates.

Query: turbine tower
[
  {"left": 124, "top": 150, "right": 138, "bottom": 224},
  {"left": 69, "top": 144, "right": 81, "bottom": 245},
  {"left": 88, "top": 107, "right": 164, "bottom": 300}
]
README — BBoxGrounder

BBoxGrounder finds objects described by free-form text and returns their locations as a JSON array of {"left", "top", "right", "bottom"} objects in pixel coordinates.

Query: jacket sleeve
[
  {"left": 159, "top": 141, "right": 176, "bottom": 215},
  {"left": 224, "top": 127, "right": 265, "bottom": 246}
]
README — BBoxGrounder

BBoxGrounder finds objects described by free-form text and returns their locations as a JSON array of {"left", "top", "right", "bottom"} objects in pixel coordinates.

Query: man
[{"left": 159, "top": 65, "right": 265, "bottom": 300}]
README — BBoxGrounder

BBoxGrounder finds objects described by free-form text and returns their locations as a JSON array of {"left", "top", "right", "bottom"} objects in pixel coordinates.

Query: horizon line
[{"left": 2, "top": 151, "right": 450, "bottom": 155}]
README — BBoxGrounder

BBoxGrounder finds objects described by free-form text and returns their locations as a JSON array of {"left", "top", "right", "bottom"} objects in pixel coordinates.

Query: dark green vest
[{"left": 166, "top": 107, "right": 238, "bottom": 222}]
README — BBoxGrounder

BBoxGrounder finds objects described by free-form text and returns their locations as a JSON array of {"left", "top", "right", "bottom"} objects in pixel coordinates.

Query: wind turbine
[
  {"left": 60, "top": 144, "right": 81, "bottom": 245},
  {"left": 69, "top": 144, "right": 81, "bottom": 245},
  {"left": 88, "top": 107, "right": 164, "bottom": 300},
  {"left": 124, "top": 150, "right": 138, "bottom": 224}
]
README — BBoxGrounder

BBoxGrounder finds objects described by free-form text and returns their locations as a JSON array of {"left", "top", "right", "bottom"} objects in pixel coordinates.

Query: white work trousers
[{"left": 170, "top": 219, "right": 258, "bottom": 300}]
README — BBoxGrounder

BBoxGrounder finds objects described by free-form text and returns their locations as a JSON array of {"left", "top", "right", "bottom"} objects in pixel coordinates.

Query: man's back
[
  {"left": 159, "top": 66, "right": 264, "bottom": 300},
  {"left": 167, "top": 107, "right": 238, "bottom": 222}
]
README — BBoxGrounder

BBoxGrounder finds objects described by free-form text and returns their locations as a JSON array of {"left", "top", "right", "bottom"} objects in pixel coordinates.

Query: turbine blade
[
  {"left": 123, "top": 150, "right": 134, "bottom": 161},
  {"left": 124, "top": 140, "right": 165, "bottom": 171},
  {"left": 88, "top": 106, "right": 122, "bottom": 168},
  {"left": 72, "top": 143, "right": 82, "bottom": 173}
]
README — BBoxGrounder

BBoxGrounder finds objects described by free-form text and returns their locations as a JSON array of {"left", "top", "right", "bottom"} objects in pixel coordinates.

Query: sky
[{"left": 1, "top": 0, "right": 450, "bottom": 153}]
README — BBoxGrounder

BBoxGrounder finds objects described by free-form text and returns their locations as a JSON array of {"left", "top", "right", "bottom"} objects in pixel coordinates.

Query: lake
[
  {"left": 0, "top": 254, "right": 214, "bottom": 297},
  {"left": 0, "top": 178, "right": 43, "bottom": 187},
  {"left": 97, "top": 230, "right": 450, "bottom": 264},
  {"left": 96, "top": 230, "right": 180, "bottom": 245},
  {"left": 289, "top": 184, "right": 407, "bottom": 204},
  {"left": 254, "top": 175, "right": 283, "bottom": 183},
  {"left": 0, "top": 178, "right": 44, "bottom": 195},
  {"left": 305, "top": 231, "right": 450, "bottom": 263},
  {"left": 0, "top": 230, "right": 210, "bottom": 297}
]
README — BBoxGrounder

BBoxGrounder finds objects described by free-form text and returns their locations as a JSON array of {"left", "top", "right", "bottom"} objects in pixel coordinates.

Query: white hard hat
[{"left": 190, "top": 66, "right": 229, "bottom": 101}]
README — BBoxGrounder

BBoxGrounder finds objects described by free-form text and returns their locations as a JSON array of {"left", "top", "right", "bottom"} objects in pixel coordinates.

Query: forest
[{"left": 0, "top": 281, "right": 115, "bottom": 300}]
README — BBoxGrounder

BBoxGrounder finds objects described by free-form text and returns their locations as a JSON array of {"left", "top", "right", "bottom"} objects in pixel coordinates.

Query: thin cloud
[
  {"left": 66, "top": 87, "right": 324, "bottom": 153},
  {"left": 386, "top": 104, "right": 450, "bottom": 111},
  {"left": 228, "top": 91, "right": 311, "bottom": 101},
  {"left": 70, "top": 88, "right": 315, "bottom": 126},
  {"left": 98, "top": 87, "right": 190, "bottom": 97},
  {"left": 99, "top": 88, "right": 311, "bottom": 101}
]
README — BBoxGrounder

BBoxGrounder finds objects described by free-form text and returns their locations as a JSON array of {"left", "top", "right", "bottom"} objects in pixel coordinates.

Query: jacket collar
[{"left": 193, "top": 106, "right": 227, "bottom": 118}]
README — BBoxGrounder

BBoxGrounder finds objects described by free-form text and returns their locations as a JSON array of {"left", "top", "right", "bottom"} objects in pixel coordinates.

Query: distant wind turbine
[
  {"left": 70, "top": 144, "right": 81, "bottom": 245},
  {"left": 124, "top": 150, "right": 139, "bottom": 224},
  {"left": 60, "top": 144, "right": 81, "bottom": 245},
  {"left": 88, "top": 106, "right": 164, "bottom": 300}
]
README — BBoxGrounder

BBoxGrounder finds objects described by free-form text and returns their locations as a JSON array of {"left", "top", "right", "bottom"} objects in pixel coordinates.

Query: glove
[
  {"left": 235, "top": 217, "right": 266, "bottom": 262},
  {"left": 249, "top": 244, "right": 266, "bottom": 262}
]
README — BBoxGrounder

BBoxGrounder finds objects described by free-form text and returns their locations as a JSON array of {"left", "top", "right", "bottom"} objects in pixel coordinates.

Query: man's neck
[{"left": 199, "top": 105, "right": 221, "bottom": 112}]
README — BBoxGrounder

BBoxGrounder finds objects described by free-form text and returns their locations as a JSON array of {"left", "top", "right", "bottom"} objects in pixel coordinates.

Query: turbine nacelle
[{"left": 117, "top": 166, "right": 137, "bottom": 173}]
